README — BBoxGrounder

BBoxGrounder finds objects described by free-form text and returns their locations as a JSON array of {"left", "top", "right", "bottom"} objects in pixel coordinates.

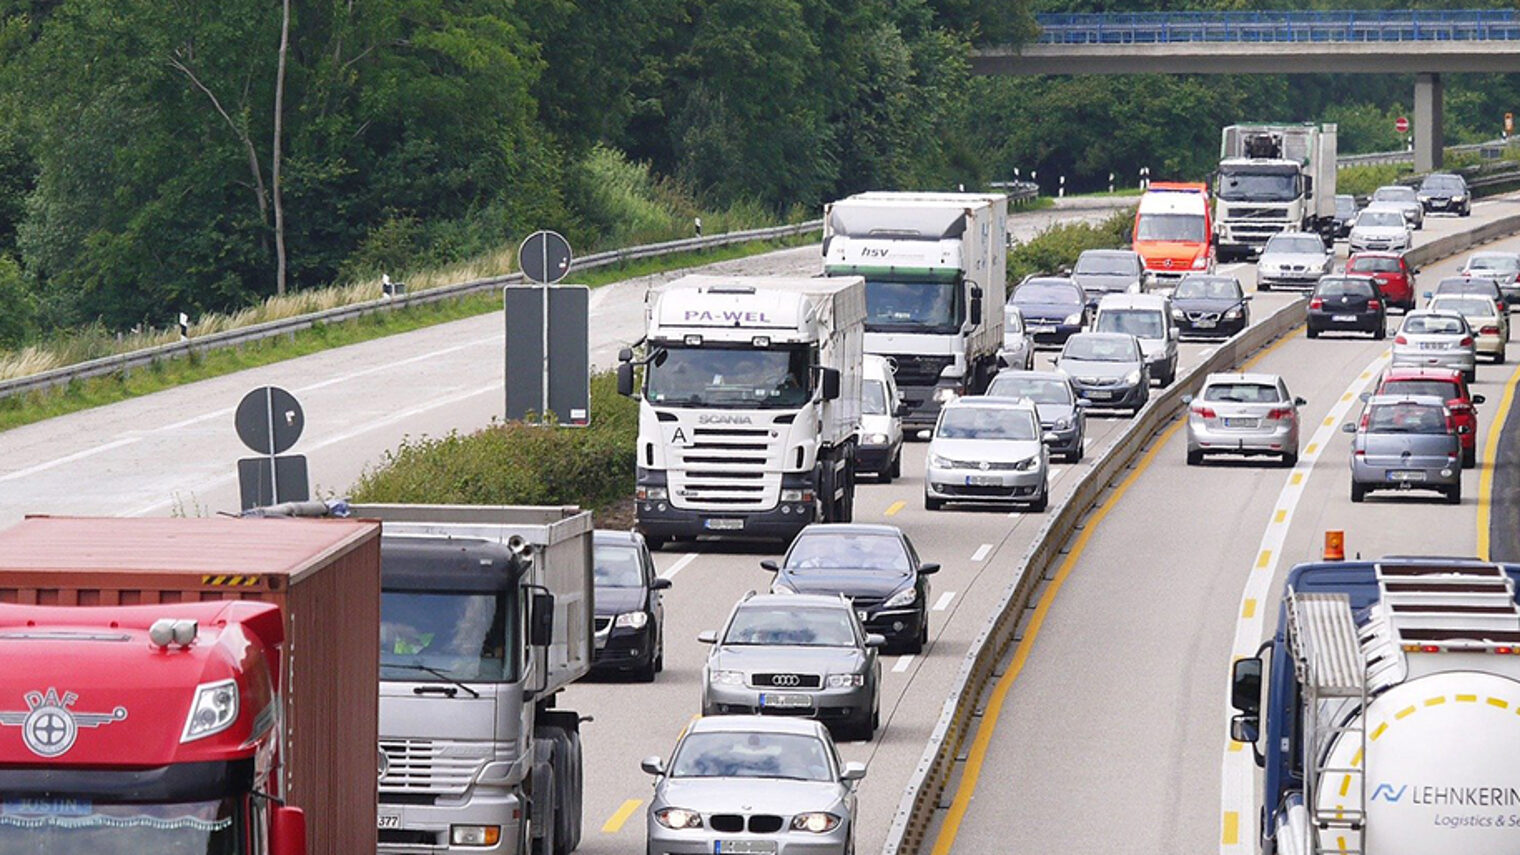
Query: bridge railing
[{"left": 1036, "top": 10, "right": 1520, "bottom": 45}]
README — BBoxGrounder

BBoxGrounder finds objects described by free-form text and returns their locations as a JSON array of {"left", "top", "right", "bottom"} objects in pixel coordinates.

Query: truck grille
[
  {"left": 379, "top": 739, "right": 487, "bottom": 795},
  {"left": 885, "top": 354, "right": 955, "bottom": 388},
  {"left": 672, "top": 424, "right": 784, "bottom": 510}
]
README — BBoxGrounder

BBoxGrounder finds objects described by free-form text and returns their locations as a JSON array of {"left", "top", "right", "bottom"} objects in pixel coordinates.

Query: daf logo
[
  {"left": 771, "top": 674, "right": 801, "bottom": 687},
  {"left": 0, "top": 688, "right": 127, "bottom": 758}
]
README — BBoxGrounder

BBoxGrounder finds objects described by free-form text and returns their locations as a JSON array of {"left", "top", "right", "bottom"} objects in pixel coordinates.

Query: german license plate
[
  {"left": 965, "top": 474, "right": 1002, "bottom": 486},
  {"left": 759, "top": 692, "right": 811, "bottom": 708},
  {"left": 1195, "top": 318, "right": 1217, "bottom": 328},
  {"left": 377, "top": 813, "right": 401, "bottom": 830},
  {"left": 704, "top": 518, "right": 743, "bottom": 531},
  {"left": 1030, "top": 325, "right": 1055, "bottom": 333},
  {"left": 1087, "top": 390, "right": 1113, "bottom": 400},
  {"left": 1332, "top": 314, "right": 1357, "bottom": 322},
  {"left": 1388, "top": 470, "right": 1426, "bottom": 482},
  {"left": 716, "top": 841, "right": 778, "bottom": 854},
  {"left": 1223, "top": 418, "right": 1258, "bottom": 428}
]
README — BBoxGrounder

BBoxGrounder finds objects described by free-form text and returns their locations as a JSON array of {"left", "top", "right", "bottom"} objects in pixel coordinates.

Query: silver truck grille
[{"left": 379, "top": 739, "right": 486, "bottom": 794}]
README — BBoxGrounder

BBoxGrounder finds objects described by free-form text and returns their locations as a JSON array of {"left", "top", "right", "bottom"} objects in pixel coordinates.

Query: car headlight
[
  {"left": 864, "top": 432, "right": 889, "bottom": 445},
  {"left": 1259, "top": 263, "right": 1277, "bottom": 275},
  {"left": 780, "top": 488, "right": 806, "bottom": 502},
  {"left": 929, "top": 453, "right": 954, "bottom": 468},
  {"left": 1418, "top": 194, "right": 1431, "bottom": 202},
  {"left": 1192, "top": 256, "right": 1208, "bottom": 269},
  {"left": 933, "top": 387, "right": 960, "bottom": 403},
  {"left": 883, "top": 587, "right": 917, "bottom": 608},
  {"left": 182, "top": 679, "right": 239, "bottom": 742},
  {"left": 1063, "top": 312, "right": 1083, "bottom": 325},
  {"left": 707, "top": 669, "right": 745, "bottom": 686},
  {"left": 1052, "top": 417, "right": 1071, "bottom": 431},
  {"left": 655, "top": 808, "right": 704, "bottom": 830},
  {"left": 1453, "top": 194, "right": 1468, "bottom": 201},
  {"left": 1012, "top": 456, "right": 1038, "bottom": 471},
  {"left": 1170, "top": 308, "right": 1184, "bottom": 319},
  {"left": 791, "top": 812, "right": 842, "bottom": 833},
  {"left": 615, "top": 611, "right": 648, "bottom": 629},
  {"left": 825, "top": 674, "right": 865, "bottom": 688},
  {"left": 1224, "top": 307, "right": 1243, "bottom": 319},
  {"left": 1125, "top": 369, "right": 1142, "bottom": 385}
]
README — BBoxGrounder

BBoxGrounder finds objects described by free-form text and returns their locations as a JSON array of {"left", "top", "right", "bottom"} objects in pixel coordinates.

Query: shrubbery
[{"left": 1005, "top": 207, "right": 1136, "bottom": 296}]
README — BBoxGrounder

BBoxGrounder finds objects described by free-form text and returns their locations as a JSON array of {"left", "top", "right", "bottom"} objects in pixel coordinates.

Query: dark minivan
[
  {"left": 591, "top": 529, "right": 670, "bottom": 681},
  {"left": 1307, "top": 275, "right": 1386, "bottom": 339}
]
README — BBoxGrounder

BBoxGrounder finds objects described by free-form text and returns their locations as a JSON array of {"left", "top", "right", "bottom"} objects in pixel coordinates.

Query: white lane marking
[
  {"left": 970, "top": 543, "right": 993, "bottom": 562},
  {"left": 0, "top": 437, "right": 142, "bottom": 483},
  {"left": 932, "top": 591, "right": 956, "bottom": 611},
  {"left": 892, "top": 655, "right": 915, "bottom": 673},
  {"left": 660, "top": 553, "right": 700, "bottom": 580},
  {"left": 1049, "top": 467, "right": 1064, "bottom": 480},
  {"left": 1217, "top": 348, "right": 1388, "bottom": 855},
  {"left": 1218, "top": 263, "right": 1247, "bottom": 273}
]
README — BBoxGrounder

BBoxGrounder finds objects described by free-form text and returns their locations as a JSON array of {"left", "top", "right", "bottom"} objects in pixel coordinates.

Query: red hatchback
[
  {"left": 1346, "top": 252, "right": 1417, "bottom": 310},
  {"left": 1369, "top": 366, "right": 1485, "bottom": 468}
]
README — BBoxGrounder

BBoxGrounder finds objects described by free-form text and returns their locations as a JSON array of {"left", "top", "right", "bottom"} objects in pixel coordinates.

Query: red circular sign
[{"left": 1395, "top": 116, "right": 1410, "bottom": 133}]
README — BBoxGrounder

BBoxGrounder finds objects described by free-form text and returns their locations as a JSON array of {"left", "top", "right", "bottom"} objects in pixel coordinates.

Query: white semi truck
[
  {"left": 1230, "top": 556, "right": 1520, "bottom": 855},
  {"left": 617, "top": 275, "right": 865, "bottom": 548},
  {"left": 821, "top": 192, "right": 1006, "bottom": 431},
  {"left": 1214, "top": 123, "right": 1338, "bottom": 261}
]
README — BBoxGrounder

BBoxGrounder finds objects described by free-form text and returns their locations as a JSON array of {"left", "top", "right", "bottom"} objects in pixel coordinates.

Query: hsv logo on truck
[{"left": 0, "top": 688, "right": 128, "bottom": 758}]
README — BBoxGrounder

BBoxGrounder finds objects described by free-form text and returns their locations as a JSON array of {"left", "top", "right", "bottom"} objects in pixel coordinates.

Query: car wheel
[
  {"left": 1463, "top": 446, "right": 1477, "bottom": 469},
  {"left": 1466, "top": 368, "right": 1478, "bottom": 384},
  {"left": 1497, "top": 348, "right": 1508, "bottom": 365},
  {"left": 645, "top": 536, "right": 668, "bottom": 551},
  {"left": 904, "top": 621, "right": 924, "bottom": 655},
  {"left": 1446, "top": 482, "right": 1462, "bottom": 505},
  {"left": 1187, "top": 449, "right": 1203, "bottom": 466},
  {"left": 1259, "top": 281, "right": 1271, "bottom": 292},
  {"left": 1373, "top": 323, "right": 1387, "bottom": 341},
  {"left": 924, "top": 495, "right": 942, "bottom": 511},
  {"left": 635, "top": 650, "right": 657, "bottom": 683},
  {"left": 1306, "top": 327, "right": 1319, "bottom": 339},
  {"left": 1029, "top": 480, "right": 1049, "bottom": 512},
  {"left": 889, "top": 450, "right": 902, "bottom": 480},
  {"left": 1350, "top": 482, "right": 1366, "bottom": 503},
  {"left": 1282, "top": 451, "right": 1298, "bottom": 468}
]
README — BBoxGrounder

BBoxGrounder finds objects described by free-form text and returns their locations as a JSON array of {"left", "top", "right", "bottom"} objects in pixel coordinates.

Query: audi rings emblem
[{"left": 770, "top": 674, "right": 801, "bottom": 687}]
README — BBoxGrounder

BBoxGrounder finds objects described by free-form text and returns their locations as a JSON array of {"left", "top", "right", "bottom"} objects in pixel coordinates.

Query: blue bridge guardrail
[{"left": 1035, "top": 10, "right": 1520, "bottom": 45}]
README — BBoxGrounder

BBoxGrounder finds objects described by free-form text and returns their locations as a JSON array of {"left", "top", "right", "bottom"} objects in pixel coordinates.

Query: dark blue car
[{"left": 1009, "top": 276, "right": 1088, "bottom": 347}]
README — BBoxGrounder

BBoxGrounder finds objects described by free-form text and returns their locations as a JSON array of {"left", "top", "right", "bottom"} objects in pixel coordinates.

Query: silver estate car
[
  {"left": 924, "top": 396, "right": 1052, "bottom": 512},
  {"left": 1343, "top": 395, "right": 1464, "bottom": 504},
  {"left": 1183, "top": 373, "right": 1305, "bottom": 466},
  {"left": 699, "top": 592, "right": 882, "bottom": 741},
  {"left": 643, "top": 716, "right": 865, "bottom": 855},
  {"left": 1390, "top": 310, "right": 1477, "bottom": 377}
]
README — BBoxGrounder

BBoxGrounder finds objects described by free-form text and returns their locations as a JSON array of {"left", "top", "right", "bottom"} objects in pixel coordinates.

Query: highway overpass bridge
[{"left": 972, "top": 10, "right": 1520, "bottom": 172}]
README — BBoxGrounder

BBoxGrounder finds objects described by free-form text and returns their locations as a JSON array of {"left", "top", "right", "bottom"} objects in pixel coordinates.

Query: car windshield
[
  {"left": 1095, "top": 309, "right": 1163, "bottom": 339},
  {"left": 1174, "top": 278, "right": 1239, "bottom": 300},
  {"left": 1467, "top": 256, "right": 1520, "bottom": 274},
  {"left": 1316, "top": 279, "right": 1373, "bottom": 298},
  {"left": 1373, "top": 186, "right": 1417, "bottom": 203},
  {"left": 645, "top": 345, "right": 810, "bottom": 409},
  {"left": 1430, "top": 298, "right": 1496, "bottom": 319},
  {"left": 1265, "top": 236, "right": 1323, "bottom": 255},
  {"left": 1422, "top": 176, "right": 1465, "bottom": 193},
  {"left": 1216, "top": 170, "right": 1299, "bottom": 202},
  {"left": 1064, "top": 336, "right": 1138, "bottom": 362},
  {"left": 1437, "top": 279, "right": 1499, "bottom": 296},
  {"left": 864, "top": 280, "right": 961, "bottom": 334},
  {"left": 1367, "top": 403, "right": 1447, "bottom": 434},
  {"left": 1348, "top": 256, "right": 1401, "bottom": 274},
  {"left": 1382, "top": 380, "right": 1458, "bottom": 400},
  {"left": 1401, "top": 315, "right": 1467, "bottom": 336},
  {"left": 936, "top": 406, "right": 1038, "bottom": 440},
  {"left": 594, "top": 543, "right": 644, "bottom": 588},
  {"left": 0, "top": 798, "right": 238, "bottom": 853},
  {"left": 1203, "top": 382, "right": 1281, "bottom": 403},
  {"left": 1357, "top": 211, "right": 1403, "bottom": 228},
  {"left": 1074, "top": 254, "right": 1137, "bottom": 275},
  {"left": 862, "top": 379, "right": 888, "bottom": 416},
  {"left": 670, "top": 731, "right": 833, "bottom": 782},
  {"left": 1335, "top": 196, "right": 1357, "bottom": 216},
  {"left": 1013, "top": 283, "right": 1079, "bottom": 305},
  {"left": 786, "top": 533, "right": 910, "bottom": 573},
  {"left": 986, "top": 376, "right": 1072, "bottom": 405},
  {"left": 1135, "top": 213, "right": 1205, "bottom": 242},
  {"left": 380, "top": 591, "right": 514, "bottom": 682},
  {"left": 723, "top": 607, "right": 856, "bottom": 647}
]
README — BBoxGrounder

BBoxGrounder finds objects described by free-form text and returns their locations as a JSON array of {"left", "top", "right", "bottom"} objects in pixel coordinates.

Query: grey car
[
  {"left": 1389, "top": 310, "right": 1476, "bottom": 377},
  {"left": 924, "top": 396, "right": 1052, "bottom": 511},
  {"left": 643, "top": 716, "right": 865, "bottom": 855},
  {"left": 1071, "top": 249, "right": 1148, "bottom": 307},
  {"left": 1371, "top": 185, "right": 1424, "bottom": 229},
  {"left": 1054, "top": 332, "right": 1149, "bottom": 413},
  {"left": 1460, "top": 251, "right": 1520, "bottom": 308},
  {"left": 985, "top": 370, "right": 1088, "bottom": 462},
  {"left": 1255, "top": 232, "right": 1333, "bottom": 291},
  {"left": 1183, "top": 372, "right": 1304, "bottom": 466},
  {"left": 1343, "top": 395, "right": 1464, "bottom": 504},
  {"left": 699, "top": 592, "right": 882, "bottom": 740},
  {"left": 997, "top": 305, "right": 1034, "bottom": 370}
]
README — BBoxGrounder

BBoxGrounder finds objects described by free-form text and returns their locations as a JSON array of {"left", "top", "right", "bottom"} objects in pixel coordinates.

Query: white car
[
  {"left": 1255, "top": 232, "right": 1333, "bottom": 291},
  {"left": 924, "top": 396, "right": 1051, "bottom": 512},
  {"left": 1347, "top": 207, "right": 1412, "bottom": 253},
  {"left": 997, "top": 305, "right": 1035, "bottom": 371},
  {"left": 856, "top": 354, "right": 904, "bottom": 481},
  {"left": 1370, "top": 185, "right": 1425, "bottom": 229}
]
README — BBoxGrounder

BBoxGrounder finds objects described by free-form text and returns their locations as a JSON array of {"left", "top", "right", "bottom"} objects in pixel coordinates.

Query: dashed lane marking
[
  {"left": 885, "top": 500, "right": 906, "bottom": 517},
  {"left": 893, "top": 655, "right": 915, "bottom": 673},
  {"left": 933, "top": 592, "right": 956, "bottom": 611},
  {"left": 602, "top": 799, "right": 643, "bottom": 833},
  {"left": 971, "top": 544, "right": 993, "bottom": 562},
  {"left": 660, "top": 553, "right": 699, "bottom": 580}
]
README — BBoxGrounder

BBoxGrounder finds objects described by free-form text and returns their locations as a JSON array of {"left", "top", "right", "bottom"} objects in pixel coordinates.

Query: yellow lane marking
[
  {"left": 1222, "top": 811, "right": 1239, "bottom": 845},
  {"left": 1456, "top": 694, "right": 1477, "bottom": 703},
  {"left": 1341, "top": 392, "right": 1353, "bottom": 402},
  {"left": 602, "top": 799, "right": 643, "bottom": 833},
  {"left": 1351, "top": 748, "right": 1363, "bottom": 767},
  {"left": 1256, "top": 550, "right": 1272, "bottom": 570},
  {"left": 1371, "top": 722, "right": 1388, "bottom": 740},
  {"left": 1228, "top": 741, "right": 1244, "bottom": 753},
  {"left": 884, "top": 500, "right": 906, "bottom": 517},
  {"left": 1489, "top": 697, "right": 1511, "bottom": 709},
  {"left": 1242, "top": 599, "right": 1257, "bottom": 619},
  {"left": 1360, "top": 371, "right": 1372, "bottom": 379},
  {"left": 1395, "top": 705, "right": 1416, "bottom": 720},
  {"left": 1291, "top": 472, "right": 1304, "bottom": 485},
  {"left": 1477, "top": 359, "right": 1520, "bottom": 560},
  {"left": 1273, "top": 510, "right": 1286, "bottom": 524},
  {"left": 1305, "top": 443, "right": 1318, "bottom": 455},
  {"left": 1339, "top": 775, "right": 1352, "bottom": 797},
  {"left": 1323, "top": 416, "right": 1334, "bottom": 427},
  {"left": 929, "top": 418, "right": 1186, "bottom": 855},
  {"left": 1425, "top": 696, "right": 1446, "bottom": 707}
]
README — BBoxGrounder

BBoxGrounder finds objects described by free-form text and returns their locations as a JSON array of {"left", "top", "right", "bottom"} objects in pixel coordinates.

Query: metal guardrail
[
  {"left": 1338, "top": 139, "right": 1510, "bottom": 168},
  {"left": 1036, "top": 10, "right": 1520, "bottom": 45},
  {"left": 986, "top": 181, "right": 1042, "bottom": 203},
  {"left": 879, "top": 208, "right": 1520, "bottom": 855}
]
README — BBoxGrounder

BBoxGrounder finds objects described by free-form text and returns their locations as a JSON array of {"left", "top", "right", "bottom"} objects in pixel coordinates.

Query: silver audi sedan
[
  {"left": 643, "top": 715, "right": 865, "bottom": 855},
  {"left": 699, "top": 592, "right": 882, "bottom": 741},
  {"left": 1183, "top": 372, "right": 1304, "bottom": 466}
]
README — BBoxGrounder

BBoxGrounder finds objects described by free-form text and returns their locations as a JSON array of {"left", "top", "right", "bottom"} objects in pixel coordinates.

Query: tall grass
[{"left": 1005, "top": 208, "right": 1137, "bottom": 295}]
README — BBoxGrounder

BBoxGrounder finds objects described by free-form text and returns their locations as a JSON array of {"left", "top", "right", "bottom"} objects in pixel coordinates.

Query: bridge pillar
[{"left": 1414, "top": 73, "right": 1444, "bottom": 172}]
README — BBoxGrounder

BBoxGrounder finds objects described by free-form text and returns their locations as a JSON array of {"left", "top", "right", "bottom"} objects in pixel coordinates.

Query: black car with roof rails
[
  {"left": 591, "top": 529, "right": 670, "bottom": 681},
  {"left": 1307, "top": 275, "right": 1386, "bottom": 340}
]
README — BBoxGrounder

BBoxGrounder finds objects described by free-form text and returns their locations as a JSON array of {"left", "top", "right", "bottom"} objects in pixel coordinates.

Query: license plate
[
  {"left": 1420, "top": 342, "right": 1444, "bottom": 350},
  {"left": 716, "top": 841, "right": 778, "bottom": 854},
  {"left": 1388, "top": 470, "right": 1426, "bottom": 482},
  {"left": 1086, "top": 390, "right": 1113, "bottom": 400},
  {"left": 704, "top": 518, "right": 743, "bottom": 531},
  {"left": 1195, "top": 319, "right": 1217, "bottom": 328},
  {"left": 1030, "top": 325, "right": 1055, "bottom": 333},
  {"left": 1223, "top": 418, "right": 1258, "bottom": 428},
  {"left": 759, "top": 693, "right": 811, "bottom": 708},
  {"left": 1332, "top": 314, "right": 1357, "bottom": 322},
  {"left": 965, "top": 474, "right": 1002, "bottom": 486},
  {"left": 377, "top": 813, "right": 401, "bottom": 830}
]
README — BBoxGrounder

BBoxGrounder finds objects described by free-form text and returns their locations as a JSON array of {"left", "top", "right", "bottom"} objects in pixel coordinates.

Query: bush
[
  {"left": 1005, "top": 207, "right": 1135, "bottom": 296},
  {"left": 350, "top": 371, "right": 637, "bottom": 511},
  {"left": 1337, "top": 163, "right": 1412, "bottom": 198}
]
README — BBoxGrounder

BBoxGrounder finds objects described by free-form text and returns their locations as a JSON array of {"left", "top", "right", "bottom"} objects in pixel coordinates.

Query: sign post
[
  {"left": 234, "top": 386, "right": 309, "bottom": 510},
  {"left": 507, "top": 230, "right": 588, "bottom": 425}
]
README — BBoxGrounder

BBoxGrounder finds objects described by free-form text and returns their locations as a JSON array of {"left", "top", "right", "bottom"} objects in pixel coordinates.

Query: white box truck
[
  {"left": 1214, "top": 123, "right": 1338, "bottom": 261},
  {"left": 821, "top": 192, "right": 1006, "bottom": 430},
  {"left": 1230, "top": 555, "right": 1520, "bottom": 855},
  {"left": 617, "top": 275, "right": 866, "bottom": 548}
]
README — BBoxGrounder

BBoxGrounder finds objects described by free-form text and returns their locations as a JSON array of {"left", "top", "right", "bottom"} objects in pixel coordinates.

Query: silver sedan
[
  {"left": 1183, "top": 372, "right": 1304, "bottom": 466},
  {"left": 1390, "top": 310, "right": 1476, "bottom": 376},
  {"left": 643, "top": 715, "right": 866, "bottom": 855}
]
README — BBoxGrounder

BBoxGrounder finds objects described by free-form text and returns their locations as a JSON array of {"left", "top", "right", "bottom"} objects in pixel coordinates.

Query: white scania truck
[
  {"left": 821, "top": 192, "right": 1006, "bottom": 431},
  {"left": 1214, "top": 123, "right": 1338, "bottom": 261},
  {"left": 617, "top": 275, "right": 865, "bottom": 548},
  {"left": 1230, "top": 556, "right": 1520, "bottom": 855}
]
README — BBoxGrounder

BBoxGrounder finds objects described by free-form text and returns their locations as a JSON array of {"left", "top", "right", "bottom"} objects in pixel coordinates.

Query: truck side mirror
[
  {"left": 1230, "top": 715, "right": 1260, "bottom": 747},
  {"left": 530, "top": 591, "right": 555, "bottom": 647},
  {"left": 820, "top": 368, "right": 841, "bottom": 401},
  {"left": 617, "top": 362, "right": 635, "bottom": 398},
  {"left": 969, "top": 284, "right": 984, "bottom": 326},
  {"left": 1231, "top": 657, "right": 1262, "bottom": 716},
  {"left": 270, "top": 805, "right": 307, "bottom": 855}
]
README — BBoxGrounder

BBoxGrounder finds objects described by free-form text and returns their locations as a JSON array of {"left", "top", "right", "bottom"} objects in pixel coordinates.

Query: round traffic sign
[
  {"left": 519, "top": 230, "right": 573, "bottom": 285},
  {"left": 235, "top": 386, "right": 304, "bottom": 455},
  {"left": 1395, "top": 116, "right": 1410, "bottom": 134}
]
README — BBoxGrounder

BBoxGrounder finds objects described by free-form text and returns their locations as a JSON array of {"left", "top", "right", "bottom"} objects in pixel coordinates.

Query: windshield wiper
[{"left": 384, "top": 663, "right": 481, "bottom": 698}]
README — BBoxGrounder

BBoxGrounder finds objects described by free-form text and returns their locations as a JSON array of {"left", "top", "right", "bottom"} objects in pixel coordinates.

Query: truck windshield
[
  {"left": 644, "top": 346, "right": 811, "bottom": 409},
  {"left": 1216, "top": 170, "right": 1299, "bottom": 202},
  {"left": 0, "top": 798, "right": 239, "bottom": 853},
  {"left": 1134, "top": 213, "right": 1205, "bottom": 243},
  {"left": 380, "top": 591, "right": 515, "bottom": 683},
  {"left": 863, "top": 280, "right": 962, "bottom": 334}
]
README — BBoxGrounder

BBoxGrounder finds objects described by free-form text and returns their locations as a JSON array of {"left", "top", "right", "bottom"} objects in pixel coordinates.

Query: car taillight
[
  {"left": 1266, "top": 407, "right": 1293, "bottom": 420},
  {"left": 1481, "top": 325, "right": 1500, "bottom": 335},
  {"left": 1461, "top": 336, "right": 1475, "bottom": 347},
  {"left": 1394, "top": 335, "right": 1408, "bottom": 345},
  {"left": 1309, "top": 298, "right": 1324, "bottom": 309},
  {"left": 1368, "top": 299, "right": 1382, "bottom": 310},
  {"left": 1191, "top": 405, "right": 1217, "bottom": 418}
]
